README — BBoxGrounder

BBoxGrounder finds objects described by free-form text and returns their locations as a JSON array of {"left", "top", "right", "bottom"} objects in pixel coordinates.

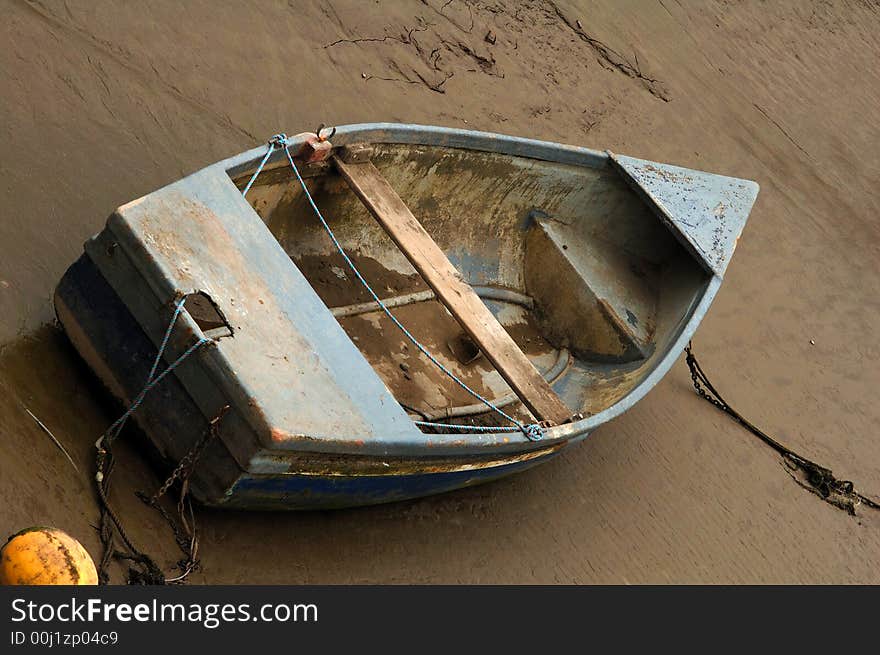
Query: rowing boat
[{"left": 54, "top": 124, "right": 758, "bottom": 509}]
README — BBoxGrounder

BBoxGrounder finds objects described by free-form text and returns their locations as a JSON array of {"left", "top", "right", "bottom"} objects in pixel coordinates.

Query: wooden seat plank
[{"left": 333, "top": 153, "right": 571, "bottom": 425}]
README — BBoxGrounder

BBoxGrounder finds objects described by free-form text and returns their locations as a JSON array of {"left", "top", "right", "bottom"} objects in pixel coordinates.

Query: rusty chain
[
  {"left": 97, "top": 404, "right": 229, "bottom": 585},
  {"left": 150, "top": 406, "right": 229, "bottom": 504},
  {"left": 136, "top": 405, "right": 230, "bottom": 583}
]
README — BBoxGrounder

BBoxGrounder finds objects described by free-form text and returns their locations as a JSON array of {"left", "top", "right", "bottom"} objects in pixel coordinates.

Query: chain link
[
  {"left": 136, "top": 405, "right": 230, "bottom": 582},
  {"left": 150, "top": 406, "right": 229, "bottom": 503}
]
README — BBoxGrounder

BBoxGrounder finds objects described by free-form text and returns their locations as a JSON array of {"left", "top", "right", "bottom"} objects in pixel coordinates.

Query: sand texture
[{"left": 0, "top": 0, "right": 878, "bottom": 583}]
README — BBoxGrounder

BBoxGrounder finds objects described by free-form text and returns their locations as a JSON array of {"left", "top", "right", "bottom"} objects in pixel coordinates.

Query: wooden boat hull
[{"left": 55, "top": 124, "right": 757, "bottom": 509}]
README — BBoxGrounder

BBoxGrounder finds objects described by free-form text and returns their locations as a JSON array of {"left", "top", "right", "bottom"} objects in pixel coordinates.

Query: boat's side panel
[
  {"left": 224, "top": 123, "right": 611, "bottom": 181},
  {"left": 222, "top": 451, "right": 562, "bottom": 510}
]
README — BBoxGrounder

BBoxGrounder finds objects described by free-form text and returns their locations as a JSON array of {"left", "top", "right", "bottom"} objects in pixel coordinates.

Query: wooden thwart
[{"left": 333, "top": 152, "right": 571, "bottom": 425}]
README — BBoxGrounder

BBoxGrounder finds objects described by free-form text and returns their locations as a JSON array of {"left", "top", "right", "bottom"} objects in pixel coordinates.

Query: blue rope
[
  {"left": 241, "top": 134, "right": 289, "bottom": 198},
  {"left": 147, "top": 296, "right": 189, "bottom": 383},
  {"left": 102, "top": 297, "right": 209, "bottom": 446},
  {"left": 273, "top": 138, "right": 544, "bottom": 441},
  {"left": 241, "top": 146, "right": 274, "bottom": 198}
]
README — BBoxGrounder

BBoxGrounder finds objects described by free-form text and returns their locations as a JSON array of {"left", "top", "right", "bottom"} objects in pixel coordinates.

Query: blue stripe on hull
[{"left": 223, "top": 452, "right": 560, "bottom": 510}]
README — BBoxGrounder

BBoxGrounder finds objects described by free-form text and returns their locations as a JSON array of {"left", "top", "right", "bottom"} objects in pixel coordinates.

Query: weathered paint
[
  {"left": 55, "top": 123, "right": 758, "bottom": 509},
  {"left": 224, "top": 450, "right": 562, "bottom": 510},
  {"left": 609, "top": 153, "right": 759, "bottom": 277}
]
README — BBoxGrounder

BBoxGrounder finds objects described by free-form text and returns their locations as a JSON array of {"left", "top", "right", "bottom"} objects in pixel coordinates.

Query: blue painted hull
[{"left": 226, "top": 452, "right": 560, "bottom": 510}]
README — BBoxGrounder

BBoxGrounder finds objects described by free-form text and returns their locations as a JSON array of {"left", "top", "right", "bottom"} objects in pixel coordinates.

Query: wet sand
[{"left": 1, "top": 0, "right": 878, "bottom": 583}]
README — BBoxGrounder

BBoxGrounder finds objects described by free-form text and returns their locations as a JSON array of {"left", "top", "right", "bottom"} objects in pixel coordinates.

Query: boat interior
[{"left": 232, "top": 142, "right": 711, "bottom": 429}]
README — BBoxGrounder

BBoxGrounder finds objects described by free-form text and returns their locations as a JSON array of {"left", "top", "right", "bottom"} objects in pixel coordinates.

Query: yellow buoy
[{"left": 0, "top": 527, "right": 98, "bottom": 585}]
